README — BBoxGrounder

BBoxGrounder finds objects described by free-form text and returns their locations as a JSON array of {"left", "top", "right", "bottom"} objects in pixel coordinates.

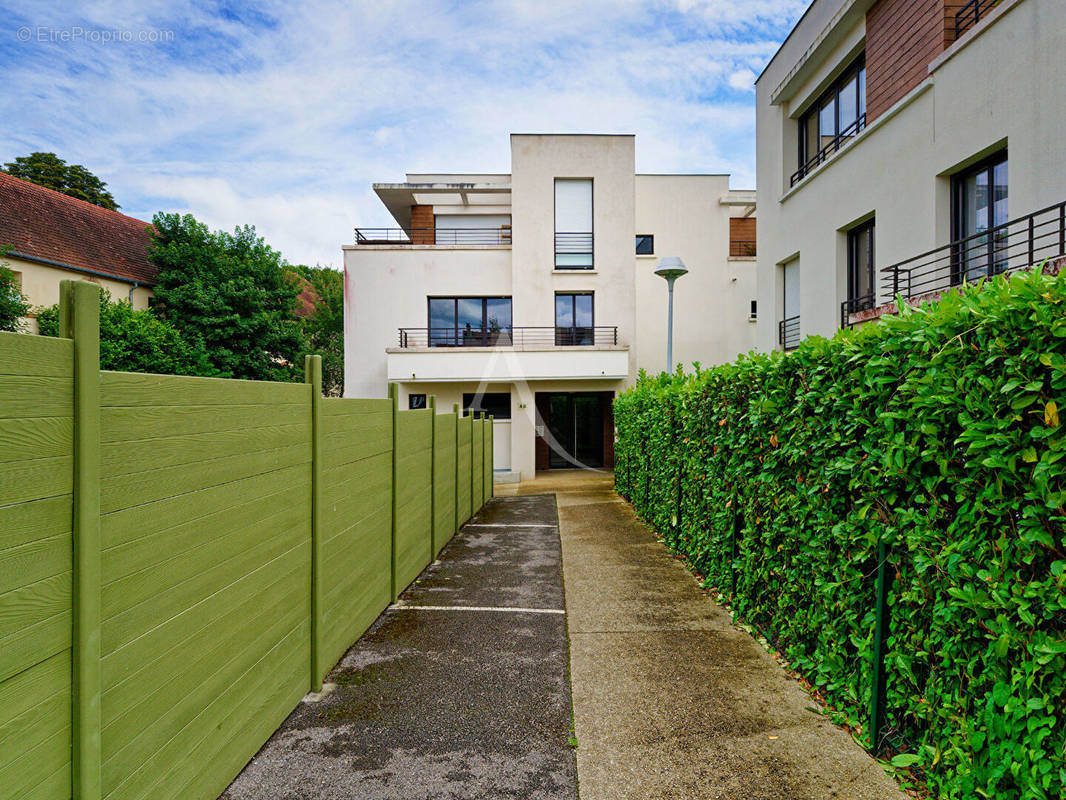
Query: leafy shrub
[
  {"left": 615, "top": 268, "right": 1066, "bottom": 800},
  {"left": 37, "top": 291, "right": 216, "bottom": 376}
]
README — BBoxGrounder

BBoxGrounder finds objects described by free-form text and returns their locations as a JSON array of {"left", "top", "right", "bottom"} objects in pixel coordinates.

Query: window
[
  {"left": 635, "top": 234, "right": 654, "bottom": 255},
  {"left": 729, "top": 218, "right": 757, "bottom": 257},
  {"left": 780, "top": 259, "right": 800, "bottom": 351},
  {"left": 749, "top": 300, "right": 757, "bottom": 320},
  {"left": 952, "top": 151, "right": 1008, "bottom": 283},
  {"left": 794, "top": 53, "right": 866, "bottom": 185},
  {"left": 463, "top": 392, "right": 511, "bottom": 420},
  {"left": 555, "top": 292, "right": 594, "bottom": 345},
  {"left": 408, "top": 394, "right": 427, "bottom": 410},
  {"left": 847, "top": 219, "right": 876, "bottom": 313},
  {"left": 428, "top": 296, "right": 512, "bottom": 346},
  {"left": 555, "top": 179, "right": 593, "bottom": 269}
]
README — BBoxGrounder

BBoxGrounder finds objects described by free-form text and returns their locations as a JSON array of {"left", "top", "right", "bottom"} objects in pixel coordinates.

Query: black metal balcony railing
[
  {"left": 354, "top": 227, "right": 511, "bottom": 245},
  {"left": 778, "top": 316, "right": 801, "bottom": 351},
  {"left": 841, "top": 200, "right": 1066, "bottom": 327},
  {"left": 791, "top": 114, "right": 867, "bottom": 187},
  {"left": 397, "top": 326, "right": 619, "bottom": 348},
  {"left": 955, "top": 0, "right": 1001, "bottom": 39},
  {"left": 730, "top": 240, "right": 757, "bottom": 257},
  {"left": 554, "top": 232, "right": 594, "bottom": 269}
]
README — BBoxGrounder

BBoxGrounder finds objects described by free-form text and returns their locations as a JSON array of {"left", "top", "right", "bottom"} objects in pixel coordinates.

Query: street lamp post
[{"left": 654, "top": 256, "right": 688, "bottom": 373}]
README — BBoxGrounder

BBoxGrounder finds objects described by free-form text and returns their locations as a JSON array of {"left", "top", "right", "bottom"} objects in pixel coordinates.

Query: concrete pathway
[
  {"left": 221, "top": 495, "right": 577, "bottom": 800},
  {"left": 499, "top": 471, "right": 906, "bottom": 800}
]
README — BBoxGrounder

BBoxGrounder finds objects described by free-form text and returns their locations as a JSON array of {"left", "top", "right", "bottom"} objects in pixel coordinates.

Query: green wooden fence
[{"left": 0, "top": 281, "right": 493, "bottom": 800}]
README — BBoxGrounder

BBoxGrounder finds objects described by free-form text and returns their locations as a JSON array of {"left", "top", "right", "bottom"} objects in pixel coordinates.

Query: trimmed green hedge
[{"left": 615, "top": 268, "right": 1066, "bottom": 800}]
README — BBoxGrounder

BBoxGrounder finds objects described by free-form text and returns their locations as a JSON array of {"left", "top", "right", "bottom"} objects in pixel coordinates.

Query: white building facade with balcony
[
  {"left": 344, "top": 134, "right": 758, "bottom": 480},
  {"left": 755, "top": 0, "right": 1066, "bottom": 351}
]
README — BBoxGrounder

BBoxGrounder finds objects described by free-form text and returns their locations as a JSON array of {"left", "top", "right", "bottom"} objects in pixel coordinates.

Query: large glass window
[
  {"left": 463, "top": 392, "right": 511, "bottom": 420},
  {"left": 847, "top": 219, "right": 876, "bottom": 313},
  {"left": 428, "top": 296, "right": 512, "bottom": 346},
  {"left": 953, "top": 151, "right": 1008, "bottom": 282},
  {"left": 555, "top": 292, "right": 594, "bottom": 345},
  {"left": 554, "top": 179, "right": 593, "bottom": 269},
  {"left": 794, "top": 53, "right": 866, "bottom": 185}
]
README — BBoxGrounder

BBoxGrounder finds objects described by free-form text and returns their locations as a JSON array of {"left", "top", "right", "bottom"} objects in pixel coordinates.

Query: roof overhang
[{"left": 373, "top": 183, "right": 513, "bottom": 229}]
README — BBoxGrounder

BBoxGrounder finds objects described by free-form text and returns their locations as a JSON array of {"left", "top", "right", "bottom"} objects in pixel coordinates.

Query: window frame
[
  {"left": 846, "top": 218, "right": 876, "bottom": 313},
  {"left": 794, "top": 53, "right": 867, "bottom": 185},
  {"left": 951, "top": 149, "right": 1009, "bottom": 283},
  {"left": 426, "top": 295, "right": 513, "bottom": 346},
  {"left": 635, "top": 234, "right": 654, "bottom": 255},
  {"left": 554, "top": 292, "right": 595, "bottom": 345},
  {"left": 554, "top": 177, "right": 594, "bottom": 270}
]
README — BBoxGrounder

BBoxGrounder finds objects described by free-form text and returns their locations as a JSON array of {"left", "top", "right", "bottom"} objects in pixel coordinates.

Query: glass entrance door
[{"left": 546, "top": 393, "right": 604, "bottom": 469}]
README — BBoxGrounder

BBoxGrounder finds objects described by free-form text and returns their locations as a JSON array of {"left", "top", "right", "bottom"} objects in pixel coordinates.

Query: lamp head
[{"left": 654, "top": 256, "right": 688, "bottom": 282}]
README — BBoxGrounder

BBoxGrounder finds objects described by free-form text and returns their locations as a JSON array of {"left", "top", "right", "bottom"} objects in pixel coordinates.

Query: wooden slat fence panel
[
  {"left": 393, "top": 408, "right": 433, "bottom": 592},
  {"left": 0, "top": 331, "right": 73, "bottom": 800},
  {"left": 456, "top": 414, "right": 472, "bottom": 525},
  {"left": 432, "top": 412, "right": 457, "bottom": 556},
  {"left": 98, "top": 371, "right": 312, "bottom": 800},
  {"left": 318, "top": 397, "right": 393, "bottom": 672},
  {"left": 472, "top": 416, "right": 484, "bottom": 514}
]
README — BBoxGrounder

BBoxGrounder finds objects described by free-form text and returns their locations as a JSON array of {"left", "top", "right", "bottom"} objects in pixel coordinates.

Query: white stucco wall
[
  {"left": 755, "top": 0, "right": 1066, "bottom": 350},
  {"left": 634, "top": 175, "right": 758, "bottom": 372}
]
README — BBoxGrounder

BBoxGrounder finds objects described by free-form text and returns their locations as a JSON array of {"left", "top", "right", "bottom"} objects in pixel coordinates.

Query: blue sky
[{"left": 0, "top": 0, "right": 808, "bottom": 267}]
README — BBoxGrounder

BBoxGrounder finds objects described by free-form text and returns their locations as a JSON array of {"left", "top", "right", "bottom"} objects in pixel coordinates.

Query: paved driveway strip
[
  {"left": 221, "top": 494, "right": 577, "bottom": 800},
  {"left": 517, "top": 472, "right": 907, "bottom": 800}
]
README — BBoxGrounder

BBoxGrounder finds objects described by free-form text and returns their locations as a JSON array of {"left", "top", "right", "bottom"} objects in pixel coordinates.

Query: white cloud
[{"left": 0, "top": 0, "right": 805, "bottom": 266}]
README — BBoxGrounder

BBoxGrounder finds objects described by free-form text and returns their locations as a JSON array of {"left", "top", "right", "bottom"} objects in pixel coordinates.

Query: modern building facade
[
  {"left": 344, "top": 134, "right": 757, "bottom": 480},
  {"left": 755, "top": 0, "right": 1066, "bottom": 351}
]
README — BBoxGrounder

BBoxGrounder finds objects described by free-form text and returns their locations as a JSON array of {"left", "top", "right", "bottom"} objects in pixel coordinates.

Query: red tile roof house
[{"left": 0, "top": 171, "right": 319, "bottom": 332}]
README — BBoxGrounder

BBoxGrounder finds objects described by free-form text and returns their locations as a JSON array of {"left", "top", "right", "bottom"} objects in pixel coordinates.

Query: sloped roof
[{"left": 0, "top": 171, "right": 157, "bottom": 285}]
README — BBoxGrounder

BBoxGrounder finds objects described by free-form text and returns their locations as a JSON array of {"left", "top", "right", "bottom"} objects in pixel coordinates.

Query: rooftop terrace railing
[{"left": 354, "top": 227, "right": 511, "bottom": 245}]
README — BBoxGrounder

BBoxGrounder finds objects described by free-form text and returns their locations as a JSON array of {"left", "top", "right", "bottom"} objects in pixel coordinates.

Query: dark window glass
[
  {"left": 795, "top": 53, "right": 866, "bottom": 184},
  {"left": 463, "top": 392, "right": 511, "bottom": 420},
  {"left": 635, "top": 234, "right": 654, "bottom": 254},
  {"left": 750, "top": 300, "right": 757, "bottom": 319},
  {"left": 555, "top": 293, "right": 594, "bottom": 345},
  {"left": 408, "top": 394, "right": 427, "bottom": 410},
  {"left": 953, "top": 151, "right": 1008, "bottom": 282},
  {"left": 847, "top": 219, "right": 876, "bottom": 312},
  {"left": 427, "top": 297, "right": 512, "bottom": 346}
]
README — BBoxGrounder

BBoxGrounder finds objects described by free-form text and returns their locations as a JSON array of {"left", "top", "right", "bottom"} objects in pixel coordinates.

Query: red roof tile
[{"left": 0, "top": 171, "right": 157, "bottom": 285}]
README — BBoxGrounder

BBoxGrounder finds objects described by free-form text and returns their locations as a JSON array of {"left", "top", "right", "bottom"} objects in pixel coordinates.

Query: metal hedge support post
[
  {"left": 304, "top": 355, "right": 324, "bottom": 692},
  {"left": 389, "top": 383, "right": 400, "bottom": 602},
  {"left": 868, "top": 537, "right": 891, "bottom": 754},
  {"left": 453, "top": 404, "right": 461, "bottom": 535},
  {"left": 62, "top": 280, "right": 102, "bottom": 800},
  {"left": 429, "top": 395, "right": 437, "bottom": 559}
]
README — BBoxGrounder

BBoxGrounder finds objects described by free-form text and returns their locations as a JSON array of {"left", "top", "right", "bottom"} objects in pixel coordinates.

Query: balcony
[
  {"left": 386, "top": 325, "right": 628, "bottom": 383},
  {"left": 791, "top": 114, "right": 867, "bottom": 187},
  {"left": 842, "top": 200, "right": 1066, "bottom": 328},
  {"left": 778, "top": 315, "right": 801, "bottom": 351},
  {"left": 354, "top": 227, "right": 511, "bottom": 246},
  {"left": 954, "top": 0, "right": 1002, "bottom": 40}
]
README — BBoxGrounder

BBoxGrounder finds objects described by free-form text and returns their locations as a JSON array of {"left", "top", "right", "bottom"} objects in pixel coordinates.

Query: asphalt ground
[{"left": 221, "top": 494, "right": 577, "bottom": 800}]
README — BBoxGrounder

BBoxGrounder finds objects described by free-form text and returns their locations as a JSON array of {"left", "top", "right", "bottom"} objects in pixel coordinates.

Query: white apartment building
[
  {"left": 756, "top": 0, "right": 1066, "bottom": 351},
  {"left": 344, "top": 134, "right": 757, "bottom": 480}
]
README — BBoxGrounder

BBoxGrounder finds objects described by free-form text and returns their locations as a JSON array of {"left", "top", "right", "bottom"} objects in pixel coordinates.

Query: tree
[
  {"left": 36, "top": 290, "right": 215, "bottom": 375},
  {"left": 0, "top": 253, "right": 31, "bottom": 332},
  {"left": 147, "top": 213, "right": 304, "bottom": 382},
  {"left": 3, "top": 152, "right": 119, "bottom": 210},
  {"left": 291, "top": 264, "right": 344, "bottom": 396}
]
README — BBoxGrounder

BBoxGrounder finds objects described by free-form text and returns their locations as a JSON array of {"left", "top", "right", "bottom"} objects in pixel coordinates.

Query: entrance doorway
[{"left": 534, "top": 391, "right": 614, "bottom": 470}]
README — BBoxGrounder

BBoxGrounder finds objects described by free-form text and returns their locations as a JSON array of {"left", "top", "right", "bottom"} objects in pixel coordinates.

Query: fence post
[
  {"left": 453, "top": 404, "right": 461, "bottom": 534},
  {"left": 304, "top": 355, "right": 324, "bottom": 692},
  {"left": 389, "top": 383, "right": 400, "bottom": 602},
  {"left": 62, "top": 280, "right": 102, "bottom": 800},
  {"left": 487, "top": 415, "right": 494, "bottom": 499},
  {"left": 475, "top": 412, "right": 484, "bottom": 512},
  {"left": 429, "top": 395, "right": 437, "bottom": 559},
  {"left": 868, "top": 538, "right": 891, "bottom": 753}
]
